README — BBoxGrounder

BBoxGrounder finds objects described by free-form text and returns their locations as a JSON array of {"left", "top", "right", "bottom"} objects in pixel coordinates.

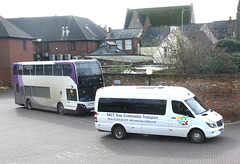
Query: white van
[{"left": 94, "top": 86, "right": 224, "bottom": 143}]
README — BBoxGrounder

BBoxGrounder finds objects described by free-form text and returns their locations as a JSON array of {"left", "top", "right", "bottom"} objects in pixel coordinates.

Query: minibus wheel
[
  {"left": 190, "top": 129, "right": 205, "bottom": 143},
  {"left": 57, "top": 103, "right": 65, "bottom": 115},
  {"left": 26, "top": 99, "right": 33, "bottom": 110},
  {"left": 112, "top": 126, "right": 127, "bottom": 140}
]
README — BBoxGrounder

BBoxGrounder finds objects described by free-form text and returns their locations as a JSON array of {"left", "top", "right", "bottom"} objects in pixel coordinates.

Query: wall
[
  {"left": 42, "top": 41, "right": 98, "bottom": 57},
  {"left": 103, "top": 73, "right": 240, "bottom": 121},
  {"left": 0, "top": 39, "right": 10, "bottom": 81},
  {"left": 0, "top": 38, "right": 34, "bottom": 83}
]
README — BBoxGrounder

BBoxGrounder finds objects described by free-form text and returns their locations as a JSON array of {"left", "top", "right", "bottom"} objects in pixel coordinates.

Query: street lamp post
[{"left": 146, "top": 69, "right": 153, "bottom": 86}]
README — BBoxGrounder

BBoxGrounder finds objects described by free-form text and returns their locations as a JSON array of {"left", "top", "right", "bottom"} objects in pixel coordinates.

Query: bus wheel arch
[
  {"left": 57, "top": 102, "right": 65, "bottom": 115},
  {"left": 26, "top": 99, "right": 33, "bottom": 110},
  {"left": 111, "top": 124, "right": 127, "bottom": 140},
  {"left": 188, "top": 128, "right": 205, "bottom": 143}
]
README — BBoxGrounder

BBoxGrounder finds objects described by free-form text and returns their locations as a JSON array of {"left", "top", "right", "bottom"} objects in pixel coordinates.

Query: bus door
[{"left": 65, "top": 88, "right": 78, "bottom": 110}]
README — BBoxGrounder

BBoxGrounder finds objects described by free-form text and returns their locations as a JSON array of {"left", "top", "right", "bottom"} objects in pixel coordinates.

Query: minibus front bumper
[{"left": 204, "top": 127, "right": 224, "bottom": 138}]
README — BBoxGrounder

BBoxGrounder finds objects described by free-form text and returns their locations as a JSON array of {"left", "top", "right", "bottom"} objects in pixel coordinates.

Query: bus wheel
[
  {"left": 26, "top": 99, "right": 33, "bottom": 110},
  {"left": 57, "top": 103, "right": 65, "bottom": 115},
  {"left": 190, "top": 129, "right": 205, "bottom": 143},
  {"left": 112, "top": 125, "right": 127, "bottom": 140}
]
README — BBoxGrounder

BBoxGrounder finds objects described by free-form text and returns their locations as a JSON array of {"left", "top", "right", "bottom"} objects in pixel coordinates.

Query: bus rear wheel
[
  {"left": 26, "top": 99, "right": 33, "bottom": 110},
  {"left": 57, "top": 103, "right": 65, "bottom": 115}
]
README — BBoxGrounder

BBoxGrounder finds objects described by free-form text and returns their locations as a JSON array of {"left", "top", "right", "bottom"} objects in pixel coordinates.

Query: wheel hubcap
[
  {"left": 116, "top": 130, "right": 123, "bottom": 138},
  {"left": 193, "top": 133, "right": 201, "bottom": 141}
]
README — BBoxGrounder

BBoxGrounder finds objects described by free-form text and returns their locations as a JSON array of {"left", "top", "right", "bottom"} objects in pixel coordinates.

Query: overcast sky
[{"left": 0, "top": 0, "right": 239, "bottom": 29}]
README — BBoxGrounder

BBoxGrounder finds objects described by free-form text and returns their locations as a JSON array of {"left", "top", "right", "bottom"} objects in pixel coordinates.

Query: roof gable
[
  {"left": 124, "top": 5, "right": 194, "bottom": 29},
  {"left": 0, "top": 16, "right": 32, "bottom": 39}
]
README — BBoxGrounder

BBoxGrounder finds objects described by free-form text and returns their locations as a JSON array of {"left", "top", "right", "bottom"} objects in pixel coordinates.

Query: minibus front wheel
[
  {"left": 112, "top": 125, "right": 127, "bottom": 140},
  {"left": 189, "top": 129, "right": 205, "bottom": 143}
]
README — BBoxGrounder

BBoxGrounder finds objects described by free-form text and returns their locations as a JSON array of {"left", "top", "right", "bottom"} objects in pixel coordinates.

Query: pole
[{"left": 148, "top": 75, "right": 151, "bottom": 86}]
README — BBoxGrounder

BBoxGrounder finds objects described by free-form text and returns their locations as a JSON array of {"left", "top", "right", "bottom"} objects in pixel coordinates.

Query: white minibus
[{"left": 94, "top": 86, "right": 224, "bottom": 143}]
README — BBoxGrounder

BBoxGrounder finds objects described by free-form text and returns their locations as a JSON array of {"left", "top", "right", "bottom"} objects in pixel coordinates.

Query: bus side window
[
  {"left": 36, "top": 65, "right": 43, "bottom": 75},
  {"left": 13, "top": 65, "right": 18, "bottom": 75},
  {"left": 45, "top": 65, "right": 53, "bottom": 76},
  {"left": 63, "top": 64, "right": 72, "bottom": 76},
  {"left": 18, "top": 65, "right": 23, "bottom": 75},
  {"left": 31, "top": 65, "right": 36, "bottom": 75},
  {"left": 23, "top": 65, "right": 31, "bottom": 75},
  {"left": 54, "top": 64, "right": 63, "bottom": 76}
]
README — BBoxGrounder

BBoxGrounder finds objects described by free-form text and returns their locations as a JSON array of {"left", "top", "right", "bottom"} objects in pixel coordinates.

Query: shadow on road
[
  {"left": 99, "top": 130, "right": 238, "bottom": 160},
  {"left": 15, "top": 106, "right": 95, "bottom": 130}
]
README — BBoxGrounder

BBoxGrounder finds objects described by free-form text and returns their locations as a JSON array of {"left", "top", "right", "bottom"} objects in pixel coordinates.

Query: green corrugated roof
[{"left": 124, "top": 5, "right": 194, "bottom": 29}]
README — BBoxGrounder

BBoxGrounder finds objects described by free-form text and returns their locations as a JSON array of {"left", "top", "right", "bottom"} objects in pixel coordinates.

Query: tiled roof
[
  {"left": 124, "top": 5, "right": 194, "bottom": 29},
  {"left": 0, "top": 16, "right": 32, "bottom": 39},
  {"left": 106, "top": 28, "right": 143, "bottom": 40},
  {"left": 7, "top": 16, "right": 107, "bottom": 41},
  {"left": 207, "top": 20, "right": 237, "bottom": 40}
]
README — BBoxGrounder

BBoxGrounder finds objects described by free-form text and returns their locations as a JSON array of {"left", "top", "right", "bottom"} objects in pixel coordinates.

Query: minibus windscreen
[{"left": 185, "top": 97, "right": 209, "bottom": 115}]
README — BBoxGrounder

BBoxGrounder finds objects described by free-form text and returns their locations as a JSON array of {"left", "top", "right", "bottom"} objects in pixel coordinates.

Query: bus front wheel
[{"left": 57, "top": 103, "right": 65, "bottom": 115}]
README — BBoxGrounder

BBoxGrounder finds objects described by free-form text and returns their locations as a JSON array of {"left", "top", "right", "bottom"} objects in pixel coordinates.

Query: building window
[
  {"left": 23, "top": 40, "right": 27, "bottom": 50},
  {"left": 125, "top": 40, "right": 132, "bottom": 50},
  {"left": 44, "top": 43, "right": 49, "bottom": 51},
  {"left": 116, "top": 40, "right": 122, "bottom": 50},
  {"left": 71, "top": 41, "right": 76, "bottom": 51}
]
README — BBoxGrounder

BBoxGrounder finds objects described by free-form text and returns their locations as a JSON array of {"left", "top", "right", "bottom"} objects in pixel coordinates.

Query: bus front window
[{"left": 75, "top": 61, "right": 104, "bottom": 102}]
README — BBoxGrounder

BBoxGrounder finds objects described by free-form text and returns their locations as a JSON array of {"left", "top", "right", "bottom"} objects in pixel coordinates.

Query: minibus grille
[{"left": 217, "top": 119, "right": 223, "bottom": 127}]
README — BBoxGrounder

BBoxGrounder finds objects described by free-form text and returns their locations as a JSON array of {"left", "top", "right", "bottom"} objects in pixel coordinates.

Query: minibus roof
[{"left": 96, "top": 86, "right": 195, "bottom": 100}]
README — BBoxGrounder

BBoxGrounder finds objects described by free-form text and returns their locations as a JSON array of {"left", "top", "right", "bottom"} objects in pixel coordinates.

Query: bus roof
[
  {"left": 13, "top": 59, "right": 98, "bottom": 65},
  {"left": 96, "top": 86, "right": 195, "bottom": 101}
]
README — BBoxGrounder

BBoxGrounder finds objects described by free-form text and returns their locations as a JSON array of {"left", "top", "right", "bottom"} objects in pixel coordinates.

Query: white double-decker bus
[{"left": 12, "top": 60, "right": 104, "bottom": 114}]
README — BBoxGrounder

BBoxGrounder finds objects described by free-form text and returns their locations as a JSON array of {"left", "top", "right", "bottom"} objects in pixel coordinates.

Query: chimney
[
  {"left": 108, "top": 27, "right": 112, "bottom": 33},
  {"left": 62, "top": 27, "right": 65, "bottom": 36},
  {"left": 65, "top": 26, "right": 70, "bottom": 36}
]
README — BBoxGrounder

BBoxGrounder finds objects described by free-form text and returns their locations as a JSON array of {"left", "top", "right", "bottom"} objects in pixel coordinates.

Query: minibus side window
[
  {"left": 172, "top": 101, "right": 194, "bottom": 117},
  {"left": 98, "top": 98, "right": 166, "bottom": 115}
]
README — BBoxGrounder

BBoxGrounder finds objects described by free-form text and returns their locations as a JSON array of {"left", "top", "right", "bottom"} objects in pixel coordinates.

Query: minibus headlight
[{"left": 206, "top": 122, "right": 217, "bottom": 128}]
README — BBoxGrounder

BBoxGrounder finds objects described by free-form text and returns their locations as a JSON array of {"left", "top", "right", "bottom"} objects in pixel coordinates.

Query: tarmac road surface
[{"left": 0, "top": 90, "right": 240, "bottom": 164}]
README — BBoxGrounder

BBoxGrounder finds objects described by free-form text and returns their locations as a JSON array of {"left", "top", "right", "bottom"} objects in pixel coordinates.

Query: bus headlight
[{"left": 206, "top": 122, "right": 217, "bottom": 128}]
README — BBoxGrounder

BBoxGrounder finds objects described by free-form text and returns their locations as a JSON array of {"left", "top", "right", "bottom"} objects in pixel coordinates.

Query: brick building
[
  {"left": 7, "top": 16, "right": 107, "bottom": 60},
  {"left": 0, "top": 16, "right": 33, "bottom": 83}
]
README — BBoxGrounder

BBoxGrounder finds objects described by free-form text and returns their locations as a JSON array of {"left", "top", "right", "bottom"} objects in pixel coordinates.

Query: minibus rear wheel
[
  {"left": 112, "top": 125, "right": 127, "bottom": 140},
  {"left": 189, "top": 129, "right": 205, "bottom": 143}
]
